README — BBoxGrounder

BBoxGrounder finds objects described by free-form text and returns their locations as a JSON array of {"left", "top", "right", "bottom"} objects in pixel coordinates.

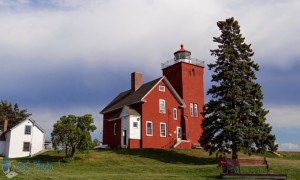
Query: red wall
[
  {"left": 163, "top": 62, "right": 204, "bottom": 145},
  {"left": 103, "top": 112, "right": 121, "bottom": 148},
  {"left": 129, "top": 139, "right": 140, "bottom": 148},
  {"left": 141, "top": 80, "right": 182, "bottom": 148},
  {"left": 175, "top": 141, "right": 192, "bottom": 149}
]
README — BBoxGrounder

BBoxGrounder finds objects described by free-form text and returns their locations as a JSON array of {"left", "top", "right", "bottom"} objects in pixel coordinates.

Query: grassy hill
[{"left": 1, "top": 149, "right": 300, "bottom": 179}]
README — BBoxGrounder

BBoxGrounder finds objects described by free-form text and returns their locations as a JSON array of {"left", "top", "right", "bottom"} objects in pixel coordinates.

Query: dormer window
[{"left": 159, "top": 85, "right": 165, "bottom": 92}]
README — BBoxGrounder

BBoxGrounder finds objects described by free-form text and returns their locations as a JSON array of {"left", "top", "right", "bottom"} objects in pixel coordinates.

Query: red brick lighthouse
[
  {"left": 101, "top": 45, "right": 204, "bottom": 148},
  {"left": 162, "top": 44, "right": 205, "bottom": 146}
]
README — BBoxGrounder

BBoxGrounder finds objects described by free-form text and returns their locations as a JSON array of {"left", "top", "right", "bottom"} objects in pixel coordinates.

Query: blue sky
[{"left": 0, "top": 0, "right": 299, "bottom": 151}]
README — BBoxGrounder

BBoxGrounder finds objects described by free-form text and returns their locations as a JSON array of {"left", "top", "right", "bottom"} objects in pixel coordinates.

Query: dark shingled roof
[
  {"left": 100, "top": 77, "right": 162, "bottom": 114},
  {"left": 123, "top": 106, "right": 140, "bottom": 116}
]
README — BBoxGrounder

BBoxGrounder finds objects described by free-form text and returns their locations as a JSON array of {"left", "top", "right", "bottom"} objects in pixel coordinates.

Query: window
[
  {"left": 146, "top": 121, "right": 153, "bottom": 136},
  {"left": 23, "top": 142, "right": 30, "bottom": 152},
  {"left": 194, "top": 104, "right": 198, "bottom": 117},
  {"left": 114, "top": 123, "right": 117, "bottom": 135},
  {"left": 159, "top": 85, "right": 165, "bottom": 92},
  {"left": 160, "top": 123, "right": 166, "bottom": 137},
  {"left": 173, "top": 108, "right": 177, "bottom": 120},
  {"left": 190, "top": 103, "right": 194, "bottom": 116},
  {"left": 25, "top": 125, "right": 31, "bottom": 135},
  {"left": 159, "top": 99, "right": 166, "bottom": 113},
  {"left": 133, "top": 122, "right": 138, "bottom": 128}
]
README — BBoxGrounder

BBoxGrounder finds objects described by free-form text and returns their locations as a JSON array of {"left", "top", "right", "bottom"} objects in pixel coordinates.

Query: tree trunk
[
  {"left": 232, "top": 149, "right": 238, "bottom": 159},
  {"left": 65, "top": 145, "right": 69, "bottom": 157},
  {"left": 70, "top": 145, "right": 76, "bottom": 157}
]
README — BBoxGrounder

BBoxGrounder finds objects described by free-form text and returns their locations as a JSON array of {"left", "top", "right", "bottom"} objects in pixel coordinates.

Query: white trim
[
  {"left": 24, "top": 125, "right": 31, "bottom": 135},
  {"left": 9, "top": 119, "right": 45, "bottom": 133},
  {"left": 141, "top": 77, "right": 164, "bottom": 101},
  {"left": 133, "top": 122, "right": 138, "bottom": 128},
  {"left": 140, "top": 76, "right": 186, "bottom": 108},
  {"left": 159, "top": 85, "right": 165, "bottom": 92},
  {"left": 146, "top": 121, "right": 153, "bottom": 136},
  {"left": 176, "top": 127, "right": 182, "bottom": 141},
  {"left": 23, "top": 142, "right": 30, "bottom": 152},
  {"left": 114, "top": 123, "right": 117, "bottom": 135},
  {"left": 190, "top": 103, "right": 194, "bottom": 117},
  {"left": 162, "top": 77, "right": 186, "bottom": 108},
  {"left": 173, "top": 140, "right": 190, "bottom": 148},
  {"left": 160, "top": 123, "right": 166, "bottom": 137},
  {"left": 159, "top": 99, "right": 166, "bottom": 114},
  {"left": 194, "top": 103, "right": 198, "bottom": 117},
  {"left": 173, "top": 108, "right": 177, "bottom": 120}
]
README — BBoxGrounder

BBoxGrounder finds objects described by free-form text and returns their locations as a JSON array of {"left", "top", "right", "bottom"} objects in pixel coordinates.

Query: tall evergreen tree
[
  {"left": 200, "top": 17, "right": 277, "bottom": 159},
  {"left": 0, "top": 100, "right": 31, "bottom": 131}
]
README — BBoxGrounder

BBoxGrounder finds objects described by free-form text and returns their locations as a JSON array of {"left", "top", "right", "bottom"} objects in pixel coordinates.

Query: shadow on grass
[
  {"left": 108, "top": 148, "right": 219, "bottom": 165},
  {"left": 204, "top": 175, "right": 222, "bottom": 179},
  {"left": 15, "top": 151, "right": 82, "bottom": 163}
]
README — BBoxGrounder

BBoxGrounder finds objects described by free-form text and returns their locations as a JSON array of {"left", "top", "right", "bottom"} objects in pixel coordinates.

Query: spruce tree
[
  {"left": 0, "top": 100, "right": 31, "bottom": 131},
  {"left": 200, "top": 17, "right": 277, "bottom": 159}
]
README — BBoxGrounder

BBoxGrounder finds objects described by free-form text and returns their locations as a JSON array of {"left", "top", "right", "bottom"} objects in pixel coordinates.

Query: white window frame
[
  {"left": 133, "top": 122, "right": 138, "bottom": 128},
  {"left": 190, "top": 103, "right": 194, "bottom": 116},
  {"left": 160, "top": 123, "right": 166, "bottom": 137},
  {"left": 173, "top": 108, "right": 177, "bottom": 120},
  {"left": 23, "top": 142, "right": 30, "bottom": 152},
  {"left": 159, "top": 99, "right": 166, "bottom": 114},
  {"left": 25, "top": 125, "right": 31, "bottom": 135},
  {"left": 194, "top": 103, "right": 198, "bottom": 117},
  {"left": 146, "top": 121, "right": 153, "bottom": 136},
  {"left": 159, "top": 85, "right": 165, "bottom": 92}
]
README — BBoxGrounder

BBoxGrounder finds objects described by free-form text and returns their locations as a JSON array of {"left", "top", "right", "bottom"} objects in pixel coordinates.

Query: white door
[{"left": 177, "top": 127, "right": 182, "bottom": 141}]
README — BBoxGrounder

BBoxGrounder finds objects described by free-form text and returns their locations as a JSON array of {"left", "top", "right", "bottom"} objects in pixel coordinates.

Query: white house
[{"left": 0, "top": 118, "right": 45, "bottom": 158}]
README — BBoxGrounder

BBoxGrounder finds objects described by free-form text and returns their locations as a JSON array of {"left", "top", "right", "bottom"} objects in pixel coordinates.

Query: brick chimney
[
  {"left": 3, "top": 117, "right": 8, "bottom": 133},
  {"left": 131, "top": 72, "right": 143, "bottom": 92}
]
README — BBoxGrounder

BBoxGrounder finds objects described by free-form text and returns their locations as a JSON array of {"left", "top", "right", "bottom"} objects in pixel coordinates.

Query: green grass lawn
[{"left": 1, "top": 149, "right": 300, "bottom": 179}]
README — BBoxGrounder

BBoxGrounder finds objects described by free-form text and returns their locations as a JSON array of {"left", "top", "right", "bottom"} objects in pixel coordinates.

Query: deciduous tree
[{"left": 51, "top": 114, "right": 96, "bottom": 157}]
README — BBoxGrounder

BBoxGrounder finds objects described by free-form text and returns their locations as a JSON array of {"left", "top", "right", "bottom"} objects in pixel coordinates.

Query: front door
[
  {"left": 123, "top": 130, "right": 127, "bottom": 145},
  {"left": 177, "top": 127, "right": 182, "bottom": 141}
]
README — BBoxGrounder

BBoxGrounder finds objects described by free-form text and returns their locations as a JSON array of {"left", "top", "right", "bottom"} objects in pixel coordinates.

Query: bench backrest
[{"left": 238, "top": 157, "right": 267, "bottom": 166}]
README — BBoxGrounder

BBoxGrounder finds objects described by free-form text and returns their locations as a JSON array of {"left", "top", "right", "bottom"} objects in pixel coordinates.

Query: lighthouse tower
[{"left": 161, "top": 44, "right": 205, "bottom": 146}]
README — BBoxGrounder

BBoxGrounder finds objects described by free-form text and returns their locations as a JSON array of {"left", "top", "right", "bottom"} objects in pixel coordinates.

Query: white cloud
[
  {"left": 280, "top": 142, "right": 300, "bottom": 151},
  {"left": 266, "top": 105, "right": 300, "bottom": 128},
  {"left": 0, "top": 0, "right": 299, "bottom": 77},
  {"left": 46, "top": 0, "right": 100, "bottom": 8}
]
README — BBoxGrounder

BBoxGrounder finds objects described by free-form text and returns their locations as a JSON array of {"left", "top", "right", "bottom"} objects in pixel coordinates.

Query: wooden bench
[
  {"left": 237, "top": 157, "right": 269, "bottom": 173},
  {"left": 221, "top": 157, "right": 287, "bottom": 179},
  {"left": 221, "top": 173, "right": 287, "bottom": 179}
]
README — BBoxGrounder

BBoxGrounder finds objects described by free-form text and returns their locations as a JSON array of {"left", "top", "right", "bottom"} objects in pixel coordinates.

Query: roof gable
[
  {"left": 100, "top": 76, "right": 186, "bottom": 114},
  {"left": 140, "top": 77, "right": 186, "bottom": 107},
  {"left": 9, "top": 119, "right": 45, "bottom": 133},
  {"left": 100, "top": 77, "right": 162, "bottom": 113},
  {"left": 120, "top": 106, "right": 141, "bottom": 117}
]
